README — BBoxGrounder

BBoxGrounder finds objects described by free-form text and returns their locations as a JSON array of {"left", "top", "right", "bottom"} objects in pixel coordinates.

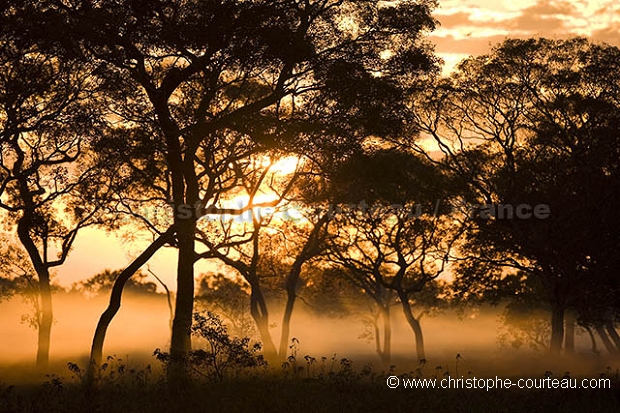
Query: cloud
[
  {"left": 430, "top": 34, "right": 512, "bottom": 55},
  {"left": 430, "top": 0, "right": 620, "bottom": 73},
  {"left": 506, "top": 1, "right": 574, "bottom": 33},
  {"left": 435, "top": 0, "right": 579, "bottom": 35},
  {"left": 435, "top": 11, "right": 474, "bottom": 29},
  {"left": 591, "top": 24, "right": 620, "bottom": 47}
]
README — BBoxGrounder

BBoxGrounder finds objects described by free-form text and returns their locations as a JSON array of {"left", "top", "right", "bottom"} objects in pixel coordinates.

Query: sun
[
  {"left": 202, "top": 155, "right": 304, "bottom": 223},
  {"left": 263, "top": 155, "right": 301, "bottom": 175}
]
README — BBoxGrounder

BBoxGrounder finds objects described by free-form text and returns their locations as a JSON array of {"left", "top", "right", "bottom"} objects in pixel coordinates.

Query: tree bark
[
  {"left": 278, "top": 284, "right": 296, "bottom": 359},
  {"left": 148, "top": 268, "right": 174, "bottom": 333},
  {"left": 378, "top": 305, "right": 392, "bottom": 366},
  {"left": 398, "top": 291, "right": 425, "bottom": 361},
  {"left": 549, "top": 302, "right": 565, "bottom": 355},
  {"left": 88, "top": 226, "right": 176, "bottom": 384},
  {"left": 157, "top": 102, "right": 197, "bottom": 384},
  {"left": 604, "top": 320, "right": 620, "bottom": 354},
  {"left": 595, "top": 324, "right": 619, "bottom": 356},
  {"left": 584, "top": 325, "right": 599, "bottom": 355},
  {"left": 372, "top": 312, "right": 381, "bottom": 361},
  {"left": 17, "top": 214, "right": 53, "bottom": 370},
  {"left": 168, "top": 220, "right": 197, "bottom": 382},
  {"left": 564, "top": 311, "right": 575, "bottom": 355},
  {"left": 278, "top": 251, "right": 305, "bottom": 359},
  {"left": 278, "top": 214, "right": 328, "bottom": 359},
  {"left": 36, "top": 269, "right": 53, "bottom": 369},
  {"left": 250, "top": 286, "right": 277, "bottom": 360}
]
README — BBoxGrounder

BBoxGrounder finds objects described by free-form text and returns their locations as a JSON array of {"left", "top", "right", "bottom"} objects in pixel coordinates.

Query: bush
[{"left": 155, "top": 312, "right": 266, "bottom": 382}]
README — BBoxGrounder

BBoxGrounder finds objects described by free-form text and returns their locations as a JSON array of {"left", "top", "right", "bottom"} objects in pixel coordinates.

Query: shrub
[{"left": 155, "top": 312, "right": 266, "bottom": 382}]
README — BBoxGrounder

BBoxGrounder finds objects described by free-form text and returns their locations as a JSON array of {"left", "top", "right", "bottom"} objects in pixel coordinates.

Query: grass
[{"left": 0, "top": 356, "right": 619, "bottom": 413}]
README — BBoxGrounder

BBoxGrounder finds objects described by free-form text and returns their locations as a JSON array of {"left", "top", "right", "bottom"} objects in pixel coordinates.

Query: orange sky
[
  {"left": 430, "top": 0, "right": 620, "bottom": 73},
  {"left": 56, "top": 226, "right": 226, "bottom": 293},
  {"left": 56, "top": 0, "right": 620, "bottom": 291}
]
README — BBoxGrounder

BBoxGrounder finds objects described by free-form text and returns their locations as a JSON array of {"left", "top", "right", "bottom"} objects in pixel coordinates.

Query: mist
[
  {"left": 0, "top": 291, "right": 611, "bottom": 383},
  {"left": 0, "top": 293, "right": 169, "bottom": 381}
]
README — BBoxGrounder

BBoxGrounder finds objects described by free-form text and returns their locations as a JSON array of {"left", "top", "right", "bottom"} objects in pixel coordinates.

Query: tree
[
  {"left": 324, "top": 149, "right": 460, "bottom": 362},
  {"left": 195, "top": 272, "right": 255, "bottom": 338},
  {"left": 72, "top": 269, "right": 159, "bottom": 297},
  {"left": 31, "top": 0, "right": 440, "bottom": 377},
  {"left": 0, "top": 242, "right": 32, "bottom": 302},
  {"left": 0, "top": 11, "right": 107, "bottom": 368},
  {"left": 415, "top": 37, "right": 620, "bottom": 354},
  {"left": 0, "top": 239, "right": 56, "bottom": 334},
  {"left": 196, "top": 155, "right": 332, "bottom": 361}
]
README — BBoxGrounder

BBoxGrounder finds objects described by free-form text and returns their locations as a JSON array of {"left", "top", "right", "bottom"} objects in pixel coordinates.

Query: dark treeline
[{"left": 0, "top": 1, "right": 619, "bottom": 390}]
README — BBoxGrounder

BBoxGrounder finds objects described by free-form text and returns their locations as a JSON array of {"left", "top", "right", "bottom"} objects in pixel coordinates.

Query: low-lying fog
[{"left": 0, "top": 292, "right": 614, "bottom": 382}]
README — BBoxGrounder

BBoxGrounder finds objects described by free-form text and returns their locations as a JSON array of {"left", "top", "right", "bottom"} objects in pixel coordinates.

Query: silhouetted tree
[
  {"left": 197, "top": 156, "right": 331, "bottom": 361},
  {"left": 0, "top": 242, "right": 32, "bottom": 302},
  {"left": 0, "top": 13, "right": 108, "bottom": 368},
  {"left": 415, "top": 37, "right": 620, "bottom": 354},
  {"left": 195, "top": 272, "right": 255, "bottom": 338},
  {"left": 24, "top": 0, "right": 439, "bottom": 379},
  {"left": 0, "top": 240, "right": 51, "bottom": 331},
  {"left": 324, "top": 150, "right": 460, "bottom": 362}
]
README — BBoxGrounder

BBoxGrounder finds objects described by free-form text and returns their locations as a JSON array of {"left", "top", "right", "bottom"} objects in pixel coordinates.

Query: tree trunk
[
  {"left": 148, "top": 268, "right": 174, "bottom": 334},
  {"left": 604, "top": 320, "right": 620, "bottom": 354},
  {"left": 36, "top": 269, "right": 53, "bottom": 370},
  {"left": 584, "top": 325, "right": 599, "bottom": 355},
  {"left": 17, "top": 214, "right": 52, "bottom": 370},
  {"left": 372, "top": 312, "right": 381, "bottom": 361},
  {"left": 378, "top": 305, "right": 391, "bottom": 366},
  {"left": 564, "top": 311, "right": 575, "bottom": 355},
  {"left": 549, "top": 302, "right": 565, "bottom": 355},
  {"left": 595, "top": 324, "right": 619, "bottom": 356},
  {"left": 88, "top": 226, "right": 176, "bottom": 384},
  {"left": 278, "top": 258, "right": 303, "bottom": 359},
  {"left": 278, "top": 215, "right": 328, "bottom": 359},
  {"left": 398, "top": 291, "right": 425, "bottom": 361},
  {"left": 249, "top": 285, "right": 277, "bottom": 361},
  {"left": 169, "top": 220, "right": 197, "bottom": 382},
  {"left": 278, "top": 286, "right": 296, "bottom": 360}
]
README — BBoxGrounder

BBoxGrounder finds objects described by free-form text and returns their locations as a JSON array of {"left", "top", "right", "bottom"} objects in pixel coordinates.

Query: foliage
[
  {"left": 45, "top": 0, "right": 441, "bottom": 362},
  {"left": 71, "top": 269, "right": 158, "bottom": 297},
  {"left": 295, "top": 266, "right": 363, "bottom": 319},
  {"left": 497, "top": 302, "right": 551, "bottom": 351},
  {"left": 0, "top": 242, "right": 34, "bottom": 302},
  {"left": 195, "top": 273, "right": 256, "bottom": 338},
  {"left": 323, "top": 150, "right": 463, "bottom": 360},
  {"left": 1, "top": 350, "right": 620, "bottom": 412},
  {"left": 0, "top": 4, "right": 113, "bottom": 367},
  {"left": 2, "top": 0, "right": 620, "bottom": 395},
  {"left": 155, "top": 312, "right": 266, "bottom": 382},
  {"left": 415, "top": 37, "right": 620, "bottom": 353},
  {"left": 0, "top": 240, "right": 65, "bottom": 331}
]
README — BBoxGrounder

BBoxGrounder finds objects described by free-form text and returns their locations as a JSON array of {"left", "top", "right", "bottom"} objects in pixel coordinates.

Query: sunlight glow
[
  {"left": 267, "top": 155, "right": 301, "bottom": 175},
  {"left": 200, "top": 155, "right": 307, "bottom": 225}
]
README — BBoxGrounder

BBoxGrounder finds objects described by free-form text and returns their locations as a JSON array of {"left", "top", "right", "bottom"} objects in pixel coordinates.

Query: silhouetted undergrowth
[{"left": 154, "top": 312, "right": 266, "bottom": 382}]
